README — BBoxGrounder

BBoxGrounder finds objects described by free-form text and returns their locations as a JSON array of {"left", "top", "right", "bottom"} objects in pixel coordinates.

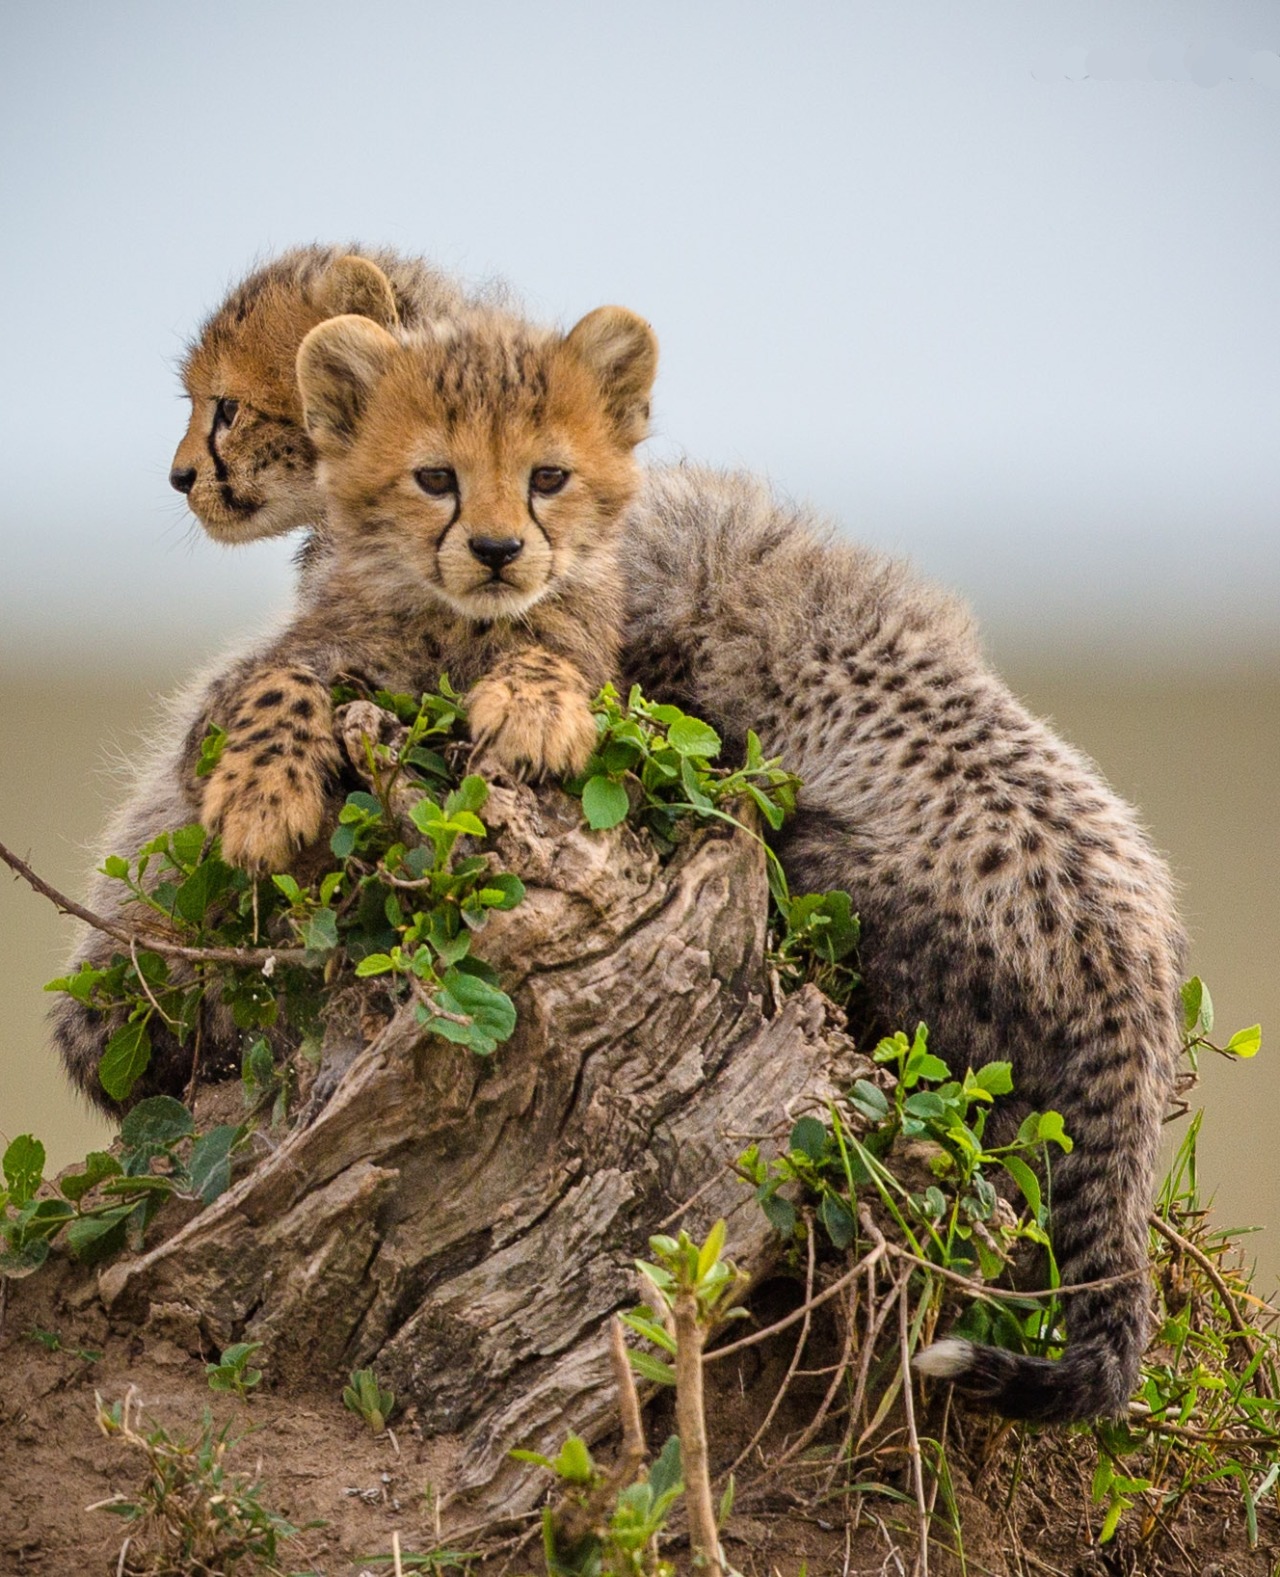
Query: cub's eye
[
  {"left": 530, "top": 466, "right": 570, "bottom": 497},
  {"left": 214, "top": 397, "right": 240, "bottom": 430},
  {"left": 414, "top": 466, "right": 458, "bottom": 497}
]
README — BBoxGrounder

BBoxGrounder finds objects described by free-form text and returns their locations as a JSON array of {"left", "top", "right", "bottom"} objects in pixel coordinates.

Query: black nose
[
  {"left": 469, "top": 536, "right": 523, "bottom": 571},
  {"left": 169, "top": 466, "right": 197, "bottom": 495}
]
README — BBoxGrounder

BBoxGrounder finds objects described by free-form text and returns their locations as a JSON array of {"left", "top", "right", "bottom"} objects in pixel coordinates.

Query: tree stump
[{"left": 95, "top": 771, "right": 867, "bottom": 1527}]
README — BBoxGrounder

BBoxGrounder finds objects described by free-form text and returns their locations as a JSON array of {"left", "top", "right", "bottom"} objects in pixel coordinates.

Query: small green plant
[
  {"left": 630, "top": 1224, "right": 747, "bottom": 1577},
  {"left": 206, "top": 1340, "right": 264, "bottom": 1399},
  {"left": 44, "top": 680, "right": 525, "bottom": 1107},
  {"left": 343, "top": 1366, "right": 396, "bottom": 1434},
  {"left": 25, "top": 1327, "right": 102, "bottom": 1363},
  {"left": 568, "top": 683, "right": 860, "bottom": 1009},
  {"left": 569, "top": 683, "right": 799, "bottom": 845},
  {"left": 740, "top": 1025, "right": 1069, "bottom": 1364},
  {"left": 94, "top": 1389, "right": 318, "bottom": 1573},
  {"left": 1180, "top": 975, "right": 1262, "bottom": 1069},
  {"left": 1, "top": 1100, "right": 246, "bottom": 1277},
  {"left": 512, "top": 1434, "right": 685, "bottom": 1577}
]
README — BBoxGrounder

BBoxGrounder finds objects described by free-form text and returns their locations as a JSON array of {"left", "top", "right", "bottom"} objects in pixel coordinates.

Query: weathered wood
[{"left": 97, "top": 770, "right": 867, "bottom": 1526}]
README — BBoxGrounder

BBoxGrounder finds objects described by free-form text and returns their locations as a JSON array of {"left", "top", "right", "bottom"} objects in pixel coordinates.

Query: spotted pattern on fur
[{"left": 619, "top": 464, "right": 1186, "bottom": 1423}]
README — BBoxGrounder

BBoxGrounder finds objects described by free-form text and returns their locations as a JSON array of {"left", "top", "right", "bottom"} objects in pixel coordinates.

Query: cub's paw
[
  {"left": 201, "top": 668, "right": 340, "bottom": 871},
  {"left": 469, "top": 661, "right": 598, "bottom": 779}
]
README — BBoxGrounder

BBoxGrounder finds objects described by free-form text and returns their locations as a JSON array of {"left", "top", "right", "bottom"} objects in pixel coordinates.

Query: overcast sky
[{"left": 2, "top": 0, "right": 1278, "bottom": 673}]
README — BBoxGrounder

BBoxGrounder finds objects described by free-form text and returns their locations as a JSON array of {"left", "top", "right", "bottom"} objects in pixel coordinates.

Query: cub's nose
[
  {"left": 169, "top": 466, "right": 197, "bottom": 495},
  {"left": 469, "top": 536, "right": 523, "bottom": 571}
]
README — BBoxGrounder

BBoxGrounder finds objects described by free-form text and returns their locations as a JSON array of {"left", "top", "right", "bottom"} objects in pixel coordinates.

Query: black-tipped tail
[{"left": 913, "top": 1332, "right": 1137, "bottom": 1424}]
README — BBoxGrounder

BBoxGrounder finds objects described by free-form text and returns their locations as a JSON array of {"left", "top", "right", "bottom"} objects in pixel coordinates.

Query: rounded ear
[
  {"left": 314, "top": 255, "right": 400, "bottom": 329},
  {"left": 563, "top": 306, "right": 658, "bottom": 446},
  {"left": 296, "top": 314, "right": 400, "bottom": 452}
]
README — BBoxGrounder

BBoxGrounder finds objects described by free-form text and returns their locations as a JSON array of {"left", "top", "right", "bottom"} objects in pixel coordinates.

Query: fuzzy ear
[
  {"left": 314, "top": 255, "right": 400, "bottom": 329},
  {"left": 563, "top": 306, "right": 658, "bottom": 446},
  {"left": 296, "top": 314, "right": 399, "bottom": 452}
]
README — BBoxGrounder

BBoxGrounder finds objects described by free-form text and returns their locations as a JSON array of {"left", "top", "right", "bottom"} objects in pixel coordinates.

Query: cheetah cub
[
  {"left": 199, "top": 302, "right": 655, "bottom": 871},
  {"left": 170, "top": 244, "right": 489, "bottom": 551},
  {"left": 54, "top": 302, "right": 656, "bottom": 1105}
]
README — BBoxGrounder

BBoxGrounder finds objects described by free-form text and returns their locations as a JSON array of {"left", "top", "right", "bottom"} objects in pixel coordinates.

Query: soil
[{"left": 3, "top": 1257, "right": 1277, "bottom": 1577}]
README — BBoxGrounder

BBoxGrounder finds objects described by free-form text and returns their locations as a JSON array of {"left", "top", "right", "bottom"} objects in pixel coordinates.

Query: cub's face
[
  {"left": 296, "top": 309, "right": 658, "bottom": 621},
  {"left": 171, "top": 256, "right": 403, "bottom": 544}
]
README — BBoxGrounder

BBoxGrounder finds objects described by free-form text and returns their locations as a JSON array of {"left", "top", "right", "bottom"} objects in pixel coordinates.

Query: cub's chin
[
  {"left": 436, "top": 577, "right": 553, "bottom": 624},
  {"left": 190, "top": 480, "right": 322, "bottom": 545}
]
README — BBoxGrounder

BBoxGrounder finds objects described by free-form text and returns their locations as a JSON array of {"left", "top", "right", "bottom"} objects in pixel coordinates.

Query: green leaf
[
  {"left": 581, "top": 774, "right": 630, "bottom": 830},
  {"left": 760, "top": 1193, "right": 797, "bottom": 1236},
  {"left": 666, "top": 715, "right": 722, "bottom": 758},
  {"left": 620, "top": 1312, "right": 677, "bottom": 1353},
  {"left": 1030, "top": 1110, "right": 1074, "bottom": 1153},
  {"left": 819, "top": 1192, "right": 856, "bottom": 1249},
  {"left": 271, "top": 874, "right": 303, "bottom": 903},
  {"left": 480, "top": 872, "right": 525, "bottom": 910},
  {"left": 999, "top": 1155, "right": 1043, "bottom": 1221},
  {"left": 552, "top": 1435, "right": 595, "bottom": 1485},
  {"left": 437, "top": 970, "right": 517, "bottom": 1043},
  {"left": 194, "top": 723, "right": 227, "bottom": 779},
  {"left": 789, "top": 1116, "right": 828, "bottom": 1162},
  {"left": 3, "top": 1135, "right": 46, "bottom": 1208},
  {"left": 241, "top": 1037, "right": 275, "bottom": 1095},
  {"left": 59, "top": 1151, "right": 123, "bottom": 1204},
  {"left": 354, "top": 953, "right": 397, "bottom": 977},
  {"left": 1226, "top": 1024, "right": 1262, "bottom": 1059},
  {"left": 627, "top": 1349, "right": 677, "bottom": 1385},
  {"left": 101, "top": 854, "right": 131, "bottom": 880},
  {"left": 170, "top": 824, "right": 208, "bottom": 870},
  {"left": 329, "top": 823, "right": 357, "bottom": 860},
  {"left": 64, "top": 1204, "right": 136, "bottom": 1263},
  {"left": 301, "top": 907, "right": 339, "bottom": 954},
  {"left": 1181, "top": 976, "right": 1213, "bottom": 1037},
  {"left": 447, "top": 776, "right": 489, "bottom": 816},
  {"left": 188, "top": 1125, "right": 241, "bottom": 1205},
  {"left": 696, "top": 1219, "right": 727, "bottom": 1282},
  {"left": 99, "top": 1019, "right": 153, "bottom": 1103},
  {"left": 848, "top": 1079, "right": 890, "bottom": 1123},
  {"left": 971, "top": 1061, "right": 1014, "bottom": 1096},
  {"left": 119, "top": 1096, "right": 195, "bottom": 1150},
  {"left": 648, "top": 1435, "right": 683, "bottom": 1501}
]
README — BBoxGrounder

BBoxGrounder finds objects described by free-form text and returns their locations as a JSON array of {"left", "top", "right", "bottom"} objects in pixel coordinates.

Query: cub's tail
[{"left": 913, "top": 1112, "right": 1159, "bottom": 1424}]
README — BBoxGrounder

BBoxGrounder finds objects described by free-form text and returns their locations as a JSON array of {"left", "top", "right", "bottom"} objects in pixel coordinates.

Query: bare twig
[
  {"left": 0, "top": 836, "right": 308, "bottom": 968},
  {"left": 674, "top": 1288, "right": 724, "bottom": 1577},
  {"left": 898, "top": 1278, "right": 930, "bottom": 1577},
  {"left": 610, "top": 1316, "right": 647, "bottom": 1482},
  {"left": 724, "top": 1213, "right": 818, "bottom": 1477},
  {"left": 706, "top": 1241, "right": 886, "bottom": 1364},
  {"left": 1149, "top": 1210, "right": 1276, "bottom": 1398}
]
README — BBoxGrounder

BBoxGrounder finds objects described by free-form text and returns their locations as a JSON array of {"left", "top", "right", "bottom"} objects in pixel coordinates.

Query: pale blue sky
[{"left": 2, "top": 0, "right": 1278, "bottom": 671}]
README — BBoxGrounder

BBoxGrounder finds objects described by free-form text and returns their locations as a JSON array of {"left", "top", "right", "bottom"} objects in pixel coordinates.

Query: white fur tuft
[{"left": 912, "top": 1339, "right": 975, "bottom": 1380}]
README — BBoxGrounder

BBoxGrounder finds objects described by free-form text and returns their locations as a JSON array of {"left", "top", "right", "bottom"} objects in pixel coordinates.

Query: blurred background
[{"left": 2, "top": 2, "right": 1276, "bottom": 1288}]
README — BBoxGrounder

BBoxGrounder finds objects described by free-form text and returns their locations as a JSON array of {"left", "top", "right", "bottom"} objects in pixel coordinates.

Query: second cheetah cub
[{"left": 198, "top": 303, "right": 657, "bottom": 873}]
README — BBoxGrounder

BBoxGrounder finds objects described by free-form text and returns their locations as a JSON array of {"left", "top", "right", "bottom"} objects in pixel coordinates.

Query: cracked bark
[{"left": 95, "top": 767, "right": 866, "bottom": 1527}]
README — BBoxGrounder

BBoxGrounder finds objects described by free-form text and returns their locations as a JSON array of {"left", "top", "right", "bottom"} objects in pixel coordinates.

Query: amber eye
[
  {"left": 530, "top": 466, "right": 569, "bottom": 497},
  {"left": 214, "top": 397, "right": 240, "bottom": 430},
  {"left": 414, "top": 466, "right": 458, "bottom": 497}
]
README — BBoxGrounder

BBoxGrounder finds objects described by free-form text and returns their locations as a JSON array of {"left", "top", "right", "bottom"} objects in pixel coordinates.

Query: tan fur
[
  {"left": 170, "top": 244, "right": 499, "bottom": 547},
  {"left": 55, "top": 299, "right": 657, "bottom": 1105},
  {"left": 79, "top": 247, "right": 1187, "bottom": 1423}
]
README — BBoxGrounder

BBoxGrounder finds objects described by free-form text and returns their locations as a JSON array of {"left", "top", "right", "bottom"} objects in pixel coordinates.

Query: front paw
[
  {"left": 203, "top": 759, "right": 330, "bottom": 872},
  {"left": 468, "top": 673, "right": 598, "bottom": 778}
]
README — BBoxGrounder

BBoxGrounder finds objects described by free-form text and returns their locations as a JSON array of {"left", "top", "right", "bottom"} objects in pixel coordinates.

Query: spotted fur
[
  {"left": 170, "top": 244, "right": 509, "bottom": 549},
  {"left": 55, "top": 301, "right": 656, "bottom": 1106},
  {"left": 107, "top": 248, "right": 1185, "bottom": 1422},
  {"left": 620, "top": 465, "right": 1186, "bottom": 1423}
]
